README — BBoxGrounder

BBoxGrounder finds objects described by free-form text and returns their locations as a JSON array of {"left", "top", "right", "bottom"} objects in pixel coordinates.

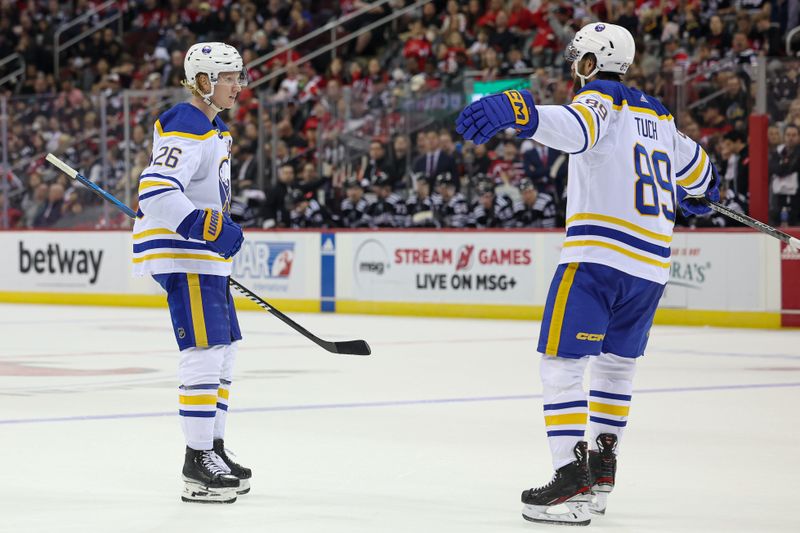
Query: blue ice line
[{"left": 2, "top": 382, "right": 799, "bottom": 426}]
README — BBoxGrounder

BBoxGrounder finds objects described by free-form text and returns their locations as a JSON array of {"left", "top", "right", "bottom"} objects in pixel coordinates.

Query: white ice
[{"left": 1, "top": 303, "right": 799, "bottom": 533}]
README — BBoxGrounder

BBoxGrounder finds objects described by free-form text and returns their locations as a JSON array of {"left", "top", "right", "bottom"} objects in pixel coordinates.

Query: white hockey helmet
[
  {"left": 565, "top": 22, "right": 635, "bottom": 86},
  {"left": 184, "top": 42, "right": 248, "bottom": 109}
]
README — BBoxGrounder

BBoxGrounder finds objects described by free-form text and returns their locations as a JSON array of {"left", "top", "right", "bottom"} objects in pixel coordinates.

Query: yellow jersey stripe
[
  {"left": 179, "top": 394, "right": 217, "bottom": 405},
  {"left": 563, "top": 240, "right": 671, "bottom": 269},
  {"left": 218, "top": 388, "right": 230, "bottom": 400},
  {"left": 132, "top": 253, "right": 232, "bottom": 264},
  {"left": 545, "top": 263, "right": 579, "bottom": 357},
  {"left": 589, "top": 402, "right": 630, "bottom": 416},
  {"left": 574, "top": 91, "right": 673, "bottom": 121},
  {"left": 566, "top": 213, "right": 672, "bottom": 243},
  {"left": 571, "top": 104, "right": 597, "bottom": 148},
  {"left": 677, "top": 149, "right": 708, "bottom": 188},
  {"left": 132, "top": 228, "right": 177, "bottom": 239},
  {"left": 155, "top": 119, "right": 232, "bottom": 141},
  {"left": 544, "top": 412, "right": 588, "bottom": 426},
  {"left": 187, "top": 273, "right": 208, "bottom": 348}
]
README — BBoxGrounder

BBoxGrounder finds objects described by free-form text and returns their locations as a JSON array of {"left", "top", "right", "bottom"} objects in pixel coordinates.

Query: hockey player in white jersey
[
  {"left": 132, "top": 42, "right": 252, "bottom": 504},
  {"left": 456, "top": 23, "right": 719, "bottom": 526}
]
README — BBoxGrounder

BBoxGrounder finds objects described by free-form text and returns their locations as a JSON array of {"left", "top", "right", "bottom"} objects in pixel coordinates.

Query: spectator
[
  {"left": 361, "top": 139, "right": 392, "bottom": 186},
  {"left": 34, "top": 182, "right": 65, "bottom": 227},
  {"left": 515, "top": 178, "right": 557, "bottom": 228},
  {"left": 339, "top": 177, "right": 371, "bottom": 228},
  {"left": 489, "top": 141, "right": 525, "bottom": 187},
  {"left": 770, "top": 124, "right": 800, "bottom": 226},
  {"left": 434, "top": 172, "right": 469, "bottom": 228},
  {"left": 412, "top": 129, "right": 457, "bottom": 183},
  {"left": 263, "top": 163, "right": 296, "bottom": 229},
  {"left": 406, "top": 175, "right": 439, "bottom": 228},
  {"left": 366, "top": 172, "right": 406, "bottom": 228},
  {"left": 387, "top": 134, "right": 412, "bottom": 188},
  {"left": 469, "top": 179, "right": 516, "bottom": 228},
  {"left": 720, "top": 131, "right": 749, "bottom": 197},
  {"left": 287, "top": 188, "right": 334, "bottom": 228}
]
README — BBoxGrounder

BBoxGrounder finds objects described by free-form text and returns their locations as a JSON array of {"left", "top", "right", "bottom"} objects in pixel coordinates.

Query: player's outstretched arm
[{"left": 456, "top": 90, "right": 539, "bottom": 145}]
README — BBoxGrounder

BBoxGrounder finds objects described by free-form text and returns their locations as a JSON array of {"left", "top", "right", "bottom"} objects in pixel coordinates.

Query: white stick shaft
[{"left": 45, "top": 153, "right": 78, "bottom": 179}]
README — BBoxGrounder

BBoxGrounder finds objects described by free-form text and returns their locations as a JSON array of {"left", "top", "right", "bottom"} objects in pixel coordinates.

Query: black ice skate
[
  {"left": 521, "top": 441, "right": 592, "bottom": 526},
  {"left": 213, "top": 438, "right": 252, "bottom": 495},
  {"left": 588, "top": 433, "right": 617, "bottom": 515},
  {"left": 181, "top": 447, "right": 240, "bottom": 504}
]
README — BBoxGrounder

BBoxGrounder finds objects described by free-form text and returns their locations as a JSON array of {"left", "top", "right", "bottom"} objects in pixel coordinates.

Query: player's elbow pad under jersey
[{"left": 531, "top": 105, "right": 605, "bottom": 155}]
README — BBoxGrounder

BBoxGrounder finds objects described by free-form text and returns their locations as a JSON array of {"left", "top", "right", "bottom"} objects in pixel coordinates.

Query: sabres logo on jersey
[{"left": 218, "top": 156, "right": 231, "bottom": 213}]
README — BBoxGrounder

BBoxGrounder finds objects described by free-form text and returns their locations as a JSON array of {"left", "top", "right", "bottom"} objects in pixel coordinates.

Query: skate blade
[
  {"left": 522, "top": 500, "right": 591, "bottom": 526},
  {"left": 236, "top": 479, "right": 250, "bottom": 495},
  {"left": 588, "top": 492, "right": 608, "bottom": 515},
  {"left": 182, "top": 478, "right": 238, "bottom": 504}
]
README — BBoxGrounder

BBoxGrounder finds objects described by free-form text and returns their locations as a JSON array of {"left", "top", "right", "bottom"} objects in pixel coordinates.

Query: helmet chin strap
[
  {"left": 199, "top": 82, "right": 223, "bottom": 113},
  {"left": 576, "top": 65, "right": 600, "bottom": 87}
]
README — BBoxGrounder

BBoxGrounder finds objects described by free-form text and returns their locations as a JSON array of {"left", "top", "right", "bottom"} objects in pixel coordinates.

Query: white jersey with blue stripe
[
  {"left": 132, "top": 102, "right": 233, "bottom": 276},
  {"left": 530, "top": 79, "right": 713, "bottom": 284}
]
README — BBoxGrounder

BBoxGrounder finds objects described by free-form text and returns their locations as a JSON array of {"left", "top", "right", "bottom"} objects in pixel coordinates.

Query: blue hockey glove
[
  {"left": 677, "top": 165, "right": 720, "bottom": 217},
  {"left": 455, "top": 89, "right": 539, "bottom": 145},
  {"left": 177, "top": 209, "right": 244, "bottom": 259}
]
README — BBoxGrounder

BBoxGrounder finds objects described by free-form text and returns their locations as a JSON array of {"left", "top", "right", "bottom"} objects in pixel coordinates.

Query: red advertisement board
[{"left": 781, "top": 229, "right": 800, "bottom": 327}]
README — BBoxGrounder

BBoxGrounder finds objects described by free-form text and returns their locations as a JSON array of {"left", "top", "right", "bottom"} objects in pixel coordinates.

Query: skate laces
[{"left": 202, "top": 451, "right": 231, "bottom": 475}]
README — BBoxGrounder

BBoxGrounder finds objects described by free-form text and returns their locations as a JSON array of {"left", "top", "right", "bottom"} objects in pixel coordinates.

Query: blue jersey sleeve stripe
[
  {"left": 133, "top": 239, "right": 210, "bottom": 253},
  {"left": 676, "top": 144, "right": 700, "bottom": 178},
  {"left": 562, "top": 105, "right": 589, "bottom": 154},
  {"left": 138, "top": 188, "right": 176, "bottom": 201},
  {"left": 216, "top": 402, "right": 228, "bottom": 411},
  {"left": 567, "top": 224, "right": 671, "bottom": 258},
  {"left": 140, "top": 173, "right": 185, "bottom": 191}
]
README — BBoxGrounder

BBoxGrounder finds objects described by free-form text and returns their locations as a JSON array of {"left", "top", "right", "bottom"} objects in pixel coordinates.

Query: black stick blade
[{"left": 333, "top": 340, "right": 372, "bottom": 356}]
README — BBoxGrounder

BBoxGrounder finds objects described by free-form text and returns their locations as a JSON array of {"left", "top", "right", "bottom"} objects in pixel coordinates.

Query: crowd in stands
[{"left": 0, "top": 0, "right": 799, "bottom": 230}]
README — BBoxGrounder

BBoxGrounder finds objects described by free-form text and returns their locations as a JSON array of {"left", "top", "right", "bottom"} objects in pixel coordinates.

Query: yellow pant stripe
[
  {"left": 677, "top": 149, "right": 708, "bottom": 187},
  {"left": 566, "top": 213, "right": 672, "bottom": 243},
  {"left": 589, "top": 402, "right": 630, "bottom": 416},
  {"left": 545, "top": 263, "right": 579, "bottom": 356},
  {"left": 218, "top": 388, "right": 230, "bottom": 400},
  {"left": 179, "top": 394, "right": 217, "bottom": 405},
  {"left": 545, "top": 413, "right": 588, "bottom": 426},
  {"left": 563, "top": 240, "right": 671, "bottom": 269},
  {"left": 187, "top": 274, "right": 208, "bottom": 348}
]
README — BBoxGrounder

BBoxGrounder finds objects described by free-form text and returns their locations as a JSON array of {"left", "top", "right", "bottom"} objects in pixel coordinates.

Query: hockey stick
[
  {"left": 45, "top": 153, "right": 372, "bottom": 356},
  {"left": 702, "top": 199, "right": 800, "bottom": 251}
]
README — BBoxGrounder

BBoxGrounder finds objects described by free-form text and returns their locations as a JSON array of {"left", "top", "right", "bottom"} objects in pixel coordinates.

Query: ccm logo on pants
[{"left": 576, "top": 332, "right": 605, "bottom": 341}]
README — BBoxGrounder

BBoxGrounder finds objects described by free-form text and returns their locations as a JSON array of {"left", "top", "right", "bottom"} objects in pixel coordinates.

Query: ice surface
[{"left": 1, "top": 304, "right": 798, "bottom": 532}]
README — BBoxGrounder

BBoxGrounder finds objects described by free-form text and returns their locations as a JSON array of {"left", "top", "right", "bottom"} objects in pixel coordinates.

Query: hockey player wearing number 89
[
  {"left": 132, "top": 42, "right": 252, "bottom": 504},
  {"left": 456, "top": 23, "right": 719, "bottom": 526}
]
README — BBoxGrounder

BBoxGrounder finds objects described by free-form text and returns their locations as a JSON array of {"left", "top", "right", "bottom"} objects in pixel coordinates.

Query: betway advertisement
[
  {"left": 2, "top": 231, "right": 129, "bottom": 292},
  {"left": 345, "top": 233, "right": 541, "bottom": 304}
]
